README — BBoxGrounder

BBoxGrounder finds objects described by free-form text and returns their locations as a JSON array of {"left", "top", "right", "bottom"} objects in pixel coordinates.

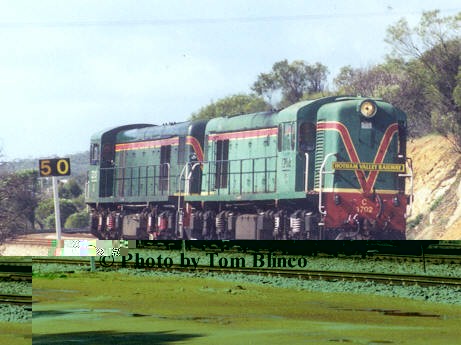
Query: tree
[
  {"left": 190, "top": 93, "right": 271, "bottom": 120},
  {"left": 454, "top": 66, "right": 461, "bottom": 107},
  {"left": 64, "top": 211, "right": 89, "bottom": 228},
  {"left": 252, "top": 60, "right": 329, "bottom": 107},
  {"left": 59, "top": 178, "right": 83, "bottom": 199},
  {"left": 0, "top": 170, "right": 40, "bottom": 242},
  {"left": 35, "top": 198, "right": 78, "bottom": 229},
  {"left": 385, "top": 10, "right": 461, "bottom": 149},
  {"left": 333, "top": 62, "right": 432, "bottom": 136}
]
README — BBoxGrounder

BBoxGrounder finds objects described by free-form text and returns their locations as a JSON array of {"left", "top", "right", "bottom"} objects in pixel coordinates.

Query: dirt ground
[
  {"left": 0, "top": 233, "right": 97, "bottom": 256},
  {"left": 407, "top": 134, "right": 461, "bottom": 239},
  {"left": 32, "top": 271, "right": 461, "bottom": 345},
  {"left": 0, "top": 322, "right": 31, "bottom": 345}
]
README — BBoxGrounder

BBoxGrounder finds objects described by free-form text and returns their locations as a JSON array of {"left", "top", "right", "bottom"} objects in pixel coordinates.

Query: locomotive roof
[
  {"left": 277, "top": 95, "right": 406, "bottom": 122},
  {"left": 204, "top": 97, "right": 337, "bottom": 131},
  {"left": 205, "top": 110, "right": 277, "bottom": 132},
  {"left": 116, "top": 119, "right": 208, "bottom": 143},
  {"left": 90, "top": 124, "right": 154, "bottom": 142}
]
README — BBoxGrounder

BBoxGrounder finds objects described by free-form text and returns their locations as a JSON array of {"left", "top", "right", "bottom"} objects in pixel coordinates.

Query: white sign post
[
  {"left": 39, "top": 158, "right": 71, "bottom": 241},
  {"left": 52, "top": 176, "right": 62, "bottom": 241}
]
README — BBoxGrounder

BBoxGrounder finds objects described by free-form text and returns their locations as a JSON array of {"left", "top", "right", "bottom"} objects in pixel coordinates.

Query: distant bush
[
  {"left": 59, "top": 178, "right": 83, "bottom": 199},
  {"left": 429, "top": 195, "right": 444, "bottom": 212},
  {"left": 37, "top": 198, "right": 78, "bottom": 229},
  {"left": 407, "top": 214, "right": 424, "bottom": 229},
  {"left": 64, "top": 211, "right": 89, "bottom": 228},
  {"left": 44, "top": 214, "right": 56, "bottom": 229}
]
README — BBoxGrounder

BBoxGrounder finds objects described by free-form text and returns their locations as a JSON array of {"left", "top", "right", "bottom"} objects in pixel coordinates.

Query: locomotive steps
[{"left": 407, "top": 134, "right": 461, "bottom": 239}]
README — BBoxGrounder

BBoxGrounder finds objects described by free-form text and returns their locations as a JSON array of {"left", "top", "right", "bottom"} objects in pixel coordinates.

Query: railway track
[
  {"left": 0, "top": 263, "right": 32, "bottom": 282},
  {"left": 0, "top": 262, "right": 33, "bottom": 309},
  {"left": 3, "top": 232, "right": 97, "bottom": 247},
  {"left": 137, "top": 243, "right": 461, "bottom": 265},
  {"left": 0, "top": 294, "right": 32, "bottom": 307},
  {"left": 371, "top": 253, "right": 461, "bottom": 265},
  {"left": 0, "top": 273, "right": 32, "bottom": 282},
  {"left": 33, "top": 257, "right": 461, "bottom": 289},
  {"left": 4, "top": 239, "right": 58, "bottom": 247},
  {"left": 135, "top": 248, "right": 461, "bottom": 266},
  {"left": 0, "top": 262, "right": 32, "bottom": 269}
]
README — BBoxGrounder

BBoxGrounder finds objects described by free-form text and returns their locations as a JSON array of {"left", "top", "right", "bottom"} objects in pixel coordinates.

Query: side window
[
  {"left": 90, "top": 144, "right": 99, "bottom": 165},
  {"left": 278, "top": 122, "right": 295, "bottom": 151},
  {"left": 299, "top": 122, "right": 316, "bottom": 152},
  {"left": 101, "top": 143, "right": 114, "bottom": 165},
  {"left": 160, "top": 145, "right": 171, "bottom": 165}
]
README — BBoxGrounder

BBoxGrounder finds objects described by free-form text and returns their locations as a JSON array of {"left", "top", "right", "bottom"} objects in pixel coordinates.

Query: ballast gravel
[
  {"left": 0, "top": 281, "right": 31, "bottom": 323},
  {"left": 0, "top": 281, "right": 31, "bottom": 295},
  {"left": 0, "top": 304, "right": 31, "bottom": 323}
]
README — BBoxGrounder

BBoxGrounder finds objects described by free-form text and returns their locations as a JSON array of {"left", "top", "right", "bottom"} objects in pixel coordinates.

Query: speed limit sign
[{"left": 39, "top": 158, "right": 71, "bottom": 177}]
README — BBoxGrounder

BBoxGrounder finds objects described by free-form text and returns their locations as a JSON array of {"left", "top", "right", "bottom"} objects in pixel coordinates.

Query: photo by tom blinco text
[{"left": 99, "top": 252, "right": 310, "bottom": 269}]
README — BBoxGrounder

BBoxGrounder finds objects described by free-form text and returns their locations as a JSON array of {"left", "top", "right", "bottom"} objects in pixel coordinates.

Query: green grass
[
  {"left": 407, "top": 214, "right": 424, "bottom": 229},
  {"left": 430, "top": 195, "right": 444, "bottom": 212},
  {"left": 32, "top": 272, "right": 68, "bottom": 279}
]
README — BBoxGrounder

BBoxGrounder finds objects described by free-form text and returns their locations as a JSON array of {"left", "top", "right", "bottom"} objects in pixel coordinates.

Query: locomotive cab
[
  {"left": 86, "top": 124, "right": 153, "bottom": 203},
  {"left": 315, "top": 97, "right": 411, "bottom": 239}
]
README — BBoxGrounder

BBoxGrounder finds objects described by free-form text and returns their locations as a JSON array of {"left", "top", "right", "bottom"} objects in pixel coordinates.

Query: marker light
[
  {"left": 334, "top": 194, "right": 341, "bottom": 205},
  {"left": 359, "top": 100, "right": 377, "bottom": 118}
]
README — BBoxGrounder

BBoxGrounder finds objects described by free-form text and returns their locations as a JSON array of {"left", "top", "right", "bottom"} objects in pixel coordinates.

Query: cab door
[
  {"left": 296, "top": 122, "right": 316, "bottom": 192},
  {"left": 99, "top": 143, "right": 115, "bottom": 197},
  {"left": 276, "top": 122, "right": 296, "bottom": 193}
]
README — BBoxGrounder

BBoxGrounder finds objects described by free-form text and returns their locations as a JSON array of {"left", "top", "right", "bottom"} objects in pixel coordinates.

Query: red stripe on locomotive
[
  {"left": 317, "top": 121, "right": 399, "bottom": 194},
  {"left": 208, "top": 127, "right": 278, "bottom": 141}
]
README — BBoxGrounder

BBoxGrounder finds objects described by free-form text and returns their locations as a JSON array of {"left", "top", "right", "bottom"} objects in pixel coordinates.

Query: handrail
[
  {"left": 178, "top": 163, "right": 189, "bottom": 197},
  {"left": 399, "top": 157, "right": 414, "bottom": 217},
  {"left": 304, "top": 152, "right": 309, "bottom": 193},
  {"left": 177, "top": 162, "right": 202, "bottom": 238},
  {"left": 177, "top": 163, "right": 189, "bottom": 239},
  {"left": 103, "top": 156, "right": 278, "bottom": 198},
  {"left": 207, "top": 156, "right": 277, "bottom": 194},
  {"left": 186, "top": 162, "right": 202, "bottom": 195},
  {"left": 318, "top": 153, "right": 337, "bottom": 216}
]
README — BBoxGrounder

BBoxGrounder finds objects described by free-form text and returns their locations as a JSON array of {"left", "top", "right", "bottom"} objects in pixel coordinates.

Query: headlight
[{"left": 358, "top": 99, "right": 377, "bottom": 118}]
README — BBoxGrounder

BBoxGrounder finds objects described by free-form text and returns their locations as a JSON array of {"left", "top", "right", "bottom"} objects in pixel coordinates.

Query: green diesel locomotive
[{"left": 85, "top": 96, "right": 413, "bottom": 240}]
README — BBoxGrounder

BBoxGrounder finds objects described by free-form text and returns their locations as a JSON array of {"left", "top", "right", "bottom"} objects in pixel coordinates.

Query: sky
[{"left": 0, "top": 0, "right": 459, "bottom": 160}]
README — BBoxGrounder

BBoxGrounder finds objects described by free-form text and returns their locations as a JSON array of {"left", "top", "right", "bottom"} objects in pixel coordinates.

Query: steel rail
[
  {"left": 33, "top": 257, "right": 461, "bottom": 288},
  {"left": 4, "top": 239, "right": 57, "bottom": 247},
  {"left": 0, "top": 273, "right": 32, "bottom": 282},
  {"left": 0, "top": 263, "right": 33, "bottom": 282},
  {"left": 0, "top": 262, "right": 32, "bottom": 268},
  {"left": 372, "top": 253, "right": 461, "bottom": 265},
  {"left": 0, "top": 294, "right": 31, "bottom": 306}
]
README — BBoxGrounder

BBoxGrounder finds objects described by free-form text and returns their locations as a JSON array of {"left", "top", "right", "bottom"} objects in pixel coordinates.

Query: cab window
[
  {"left": 298, "top": 122, "right": 316, "bottom": 152},
  {"left": 278, "top": 122, "right": 295, "bottom": 151},
  {"left": 90, "top": 144, "right": 99, "bottom": 165}
]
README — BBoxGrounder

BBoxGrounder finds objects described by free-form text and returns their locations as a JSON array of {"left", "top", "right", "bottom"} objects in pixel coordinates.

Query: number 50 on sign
[{"left": 39, "top": 158, "right": 71, "bottom": 177}]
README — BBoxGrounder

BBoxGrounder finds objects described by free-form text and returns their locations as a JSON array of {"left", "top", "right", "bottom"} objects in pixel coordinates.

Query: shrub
[{"left": 64, "top": 211, "right": 89, "bottom": 229}]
